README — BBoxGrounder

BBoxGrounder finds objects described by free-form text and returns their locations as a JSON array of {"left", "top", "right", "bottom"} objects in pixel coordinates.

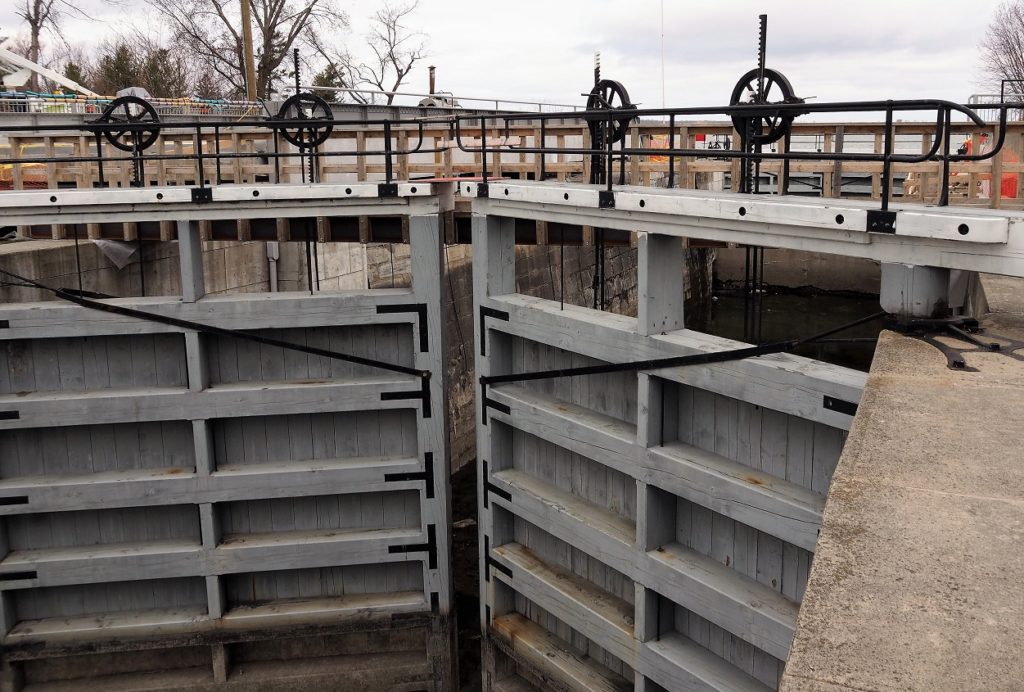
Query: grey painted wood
[
  {"left": 0, "top": 291, "right": 422, "bottom": 341},
  {"left": 475, "top": 212, "right": 858, "bottom": 691},
  {"left": 487, "top": 384, "right": 825, "bottom": 552},
  {"left": 638, "top": 233, "right": 685, "bottom": 337},
  {"left": 482, "top": 293, "right": 864, "bottom": 431},
  {"left": 177, "top": 220, "right": 205, "bottom": 303},
  {"left": 0, "top": 378, "right": 418, "bottom": 429},
  {"left": 0, "top": 335, "right": 188, "bottom": 395},
  {"left": 0, "top": 207, "right": 452, "bottom": 690}
]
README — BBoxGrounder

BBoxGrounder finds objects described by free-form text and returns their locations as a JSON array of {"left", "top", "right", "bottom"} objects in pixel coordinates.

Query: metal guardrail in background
[
  {"left": 0, "top": 92, "right": 262, "bottom": 118},
  {"left": 0, "top": 82, "right": 1021, "bottom": 214}
]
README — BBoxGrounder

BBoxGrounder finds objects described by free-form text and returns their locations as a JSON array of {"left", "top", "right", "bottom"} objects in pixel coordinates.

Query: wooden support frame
[
  {"left": 473, "top": 209, "right": 864, "bottom": 691},
  {"left": 0, "top": 192, "right": 454, "bottom": 691}
]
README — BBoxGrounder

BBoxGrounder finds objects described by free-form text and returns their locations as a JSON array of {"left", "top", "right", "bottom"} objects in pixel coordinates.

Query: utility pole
[{"left": 240, "top": 0, "right": 258, "bottom": 100}]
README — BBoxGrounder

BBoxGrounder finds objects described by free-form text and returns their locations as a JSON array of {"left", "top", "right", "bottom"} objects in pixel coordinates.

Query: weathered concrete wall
[
  {"left": 0, "top": 239, "right": 369, "bottom": 303},
  {"left": 716, "top": 248, "right": 881, "bottom": 294},
  {"left": 781, "top": 275, "right": 1024, "bottom": 692}
]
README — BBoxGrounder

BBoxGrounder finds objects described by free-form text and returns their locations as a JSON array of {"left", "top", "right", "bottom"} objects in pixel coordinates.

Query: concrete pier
[{"left": 781, "top": 276, "right": 1024, "bottom": 691}]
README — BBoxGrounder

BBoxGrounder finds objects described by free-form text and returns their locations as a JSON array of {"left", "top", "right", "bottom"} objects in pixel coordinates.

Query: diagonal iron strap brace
[
  {"left": 480, "top": 311, "right": 885, "bottom": 386},
  {"left": 0, "top": 268, "right": 428, "bottom": 381}
]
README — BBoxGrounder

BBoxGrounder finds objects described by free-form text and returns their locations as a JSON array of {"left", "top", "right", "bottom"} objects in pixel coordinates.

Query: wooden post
[
  {"left": 177, "top": 219, "right": 205, "bottom": 303},
  {"left": 410, "top": 211, "right": 456, "bottom": 688},
  {"left": 992, "top": 124, "right": 1004, "bottom": 209},
  {"left": 638, "top": 232, "right": 685, "bottom": 336},
  {"left": 871, "top": 133, "right": 883, "bottom": 200},
  {"left": 630, "top": 125, "right": 641, "bottom": 185},
  {"left": 472, "top": 213, "right": 516, "bottom": 691}
]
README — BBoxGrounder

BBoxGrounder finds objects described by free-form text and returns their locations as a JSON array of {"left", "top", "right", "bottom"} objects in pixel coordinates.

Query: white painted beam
[
  {"left": 468, "top": 181, "right": 1024, "bottom": 277},
  {"left": 0, "top": 183, "right": 441, "bottom": 226}
]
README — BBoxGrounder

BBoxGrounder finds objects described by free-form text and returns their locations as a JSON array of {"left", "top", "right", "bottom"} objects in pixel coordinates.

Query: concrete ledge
[{"left": 781, "top": 277, "right": 1024, "bottom": 691}]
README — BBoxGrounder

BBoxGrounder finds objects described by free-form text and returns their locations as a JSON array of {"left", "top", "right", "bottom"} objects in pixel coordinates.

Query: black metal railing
[
  {"left": 0, "top": 93, "right": 1021, "bottom": 211},
  {"left": 451, "top": 98, "right": 1022, "bottom": 209}
]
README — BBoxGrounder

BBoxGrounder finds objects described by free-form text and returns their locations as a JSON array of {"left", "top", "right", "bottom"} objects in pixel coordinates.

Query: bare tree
[
  {"left": 981, "top": 0, "right": 1024, "bottom": 98},
  {"left": 13, "top": 0, "right": 98, "bottom": 90},
  {"left": 146, "top": 0, "right": 348, "bottom": 99},
  {"left": 311, "top": 1, "right": 426, "bottom": 104}
]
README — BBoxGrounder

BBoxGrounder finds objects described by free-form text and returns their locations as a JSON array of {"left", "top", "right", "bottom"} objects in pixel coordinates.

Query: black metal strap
[
  {"left": 384, "top": 453, "right": 435, "bottom": 499},
  {"left": 483, "top": 535, "right": 514, "bottom": 582},
  {"left": 482, "top": 461, "right": 513, "bottom": 509},
  {"left": 0, "top": 269, "right": 429, "bottom": 381},
  {"left": 381, "top": 378, "right": 432, "bottom": 418},
  {"left": 823, "top": 396, "right": 858, "bottom": 416},
  {"left": 388, "top": 524, "right": 437, "bottom": 570},
  {"left": 479, "top": 306, "right": 510, "bottom": 356},
  {"left": 480, "top": 382, "right": 511, "bottom": 425},
  {"left": 377, "top": 303, "right": 429, "bottom": 352}
]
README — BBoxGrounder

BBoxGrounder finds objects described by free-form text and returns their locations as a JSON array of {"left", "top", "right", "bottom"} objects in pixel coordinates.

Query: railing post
[{"left": 881, "top": 103, "right": 893, "bottom": 211}]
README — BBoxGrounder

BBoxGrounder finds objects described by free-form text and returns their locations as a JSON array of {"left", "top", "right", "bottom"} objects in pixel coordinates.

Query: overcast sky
[{"left": 0, "top": 0, "right": 1007, "bottom": 108}]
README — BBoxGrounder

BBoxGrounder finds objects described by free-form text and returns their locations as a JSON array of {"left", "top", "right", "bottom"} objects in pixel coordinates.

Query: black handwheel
[
  {"left": 730, "top": 68, "right": 801, "bottom": 146},
  {"left": 586, "top": 79, "right": 635, "bottom": 145},
  {"left": 276, "top": 93, "right": 334, "bottom": 148},
  {"left": 97, "top": 96, "right": 161, "bottom": 152}
]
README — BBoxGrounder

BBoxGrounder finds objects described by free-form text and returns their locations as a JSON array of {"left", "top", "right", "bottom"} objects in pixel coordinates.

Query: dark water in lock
[{"left": 704, "top": 291, "right": 887, "bottom": 372}]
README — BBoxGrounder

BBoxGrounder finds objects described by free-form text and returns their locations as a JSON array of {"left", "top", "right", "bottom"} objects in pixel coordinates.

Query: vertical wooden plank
[
  {"left": 637, "top": 233, "right": 685, "bottom": 336},
  {"left": 177, "top": 219, "right": 205, "bottom": 303}
]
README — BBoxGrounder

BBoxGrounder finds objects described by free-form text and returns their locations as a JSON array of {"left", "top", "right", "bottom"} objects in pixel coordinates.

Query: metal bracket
[
  {"left": 888, "top": 316, "right": 1024, "bottom": 371},
  {"left": 823, "top": 395, "right": 858, "bottom": 417},
  {"left": 481, "top": 461, "right": 513, "bottom": 509},
  {"left": 477, "top": 182, "right": 490, "bottom": 198},
  {"left": 381, "top": 378, "right": 432, "bottom": 418},
  {"left": 598, "top": 190, "right": 616, "bottom": 209},
  {"left": 388, "top": 524, "right": 437, "bottom": 569},
  {"left": 0, "top": 320, "right": 8, "bottom": 329},
  {"left": 0, "top": 571, "right": 37, "bottom": 582},
  {"left": 0, "top": 411, "right": 19, "bottom": 421},
  {"left": 483, "top": 535, "right": 513, "bottom": 582},
  {"left": 384, "top": 453, "right": 435, "bottom": 499},
  {"left": 479, "top": 306, "right": 510, "bottom": 357},
  {"left": 378, "top": 183, "right": 399, "bottom": 197},
  {"left": 190, "top": 187, "right": 213, "bottom": 204},
  {"left": 377, "top": 303, "right": 429, "bottom": 352},
  {"left": 479, "top": 382, "right": 511, "bottom": 425},
  {"left": 866, "top": 209, "right": 896, "bottom": 233}
]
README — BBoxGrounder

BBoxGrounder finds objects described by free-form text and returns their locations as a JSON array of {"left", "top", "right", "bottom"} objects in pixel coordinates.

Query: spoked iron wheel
[
  {"left": 276, "top": 93, "right": 334, "bottom": 148},
  {"left": 730, "top": 67, "right": 801, "bottom": 146},
  {"left": 586, "top": 79, "right": 635, "bottom": 145},
  {"left": 96, "top": 96, "right": 161, "bottom": 152}
]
